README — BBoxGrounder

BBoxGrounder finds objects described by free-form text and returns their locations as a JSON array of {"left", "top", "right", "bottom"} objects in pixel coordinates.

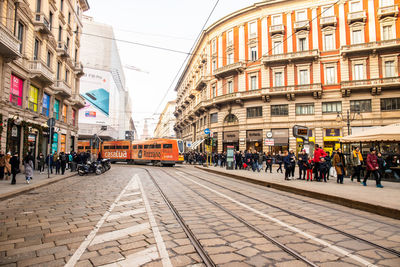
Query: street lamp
[{"left": 336, "top": 110, "right": 361, "bottom": 135}]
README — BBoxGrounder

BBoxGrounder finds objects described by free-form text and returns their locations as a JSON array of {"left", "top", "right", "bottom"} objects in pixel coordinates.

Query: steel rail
[
  {"left": 155, "top": 168, "right": 319, "bottom": 267},
  {"left": 178, "top": 168, "right": 400, "bottom": 258},
  {"left": 141, "top": 168, "right": 216, "bottom": 267}
]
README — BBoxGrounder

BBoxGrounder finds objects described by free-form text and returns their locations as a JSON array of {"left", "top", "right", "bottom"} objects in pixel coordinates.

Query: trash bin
[{"left": 71, "top": 162, "right": 77, "bottom": 172}]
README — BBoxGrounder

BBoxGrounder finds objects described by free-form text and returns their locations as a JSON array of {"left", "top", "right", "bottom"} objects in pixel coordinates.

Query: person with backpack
[
  {"left": 275, "top": 152, "right": 283, "bottom": 173},
  {"left": 60, "top": 152, "right": 67, "bottom": 175}
]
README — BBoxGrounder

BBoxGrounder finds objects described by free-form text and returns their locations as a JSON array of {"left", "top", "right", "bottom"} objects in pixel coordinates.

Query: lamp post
[{"left": 336, "top": 110, "right": 360, "bottom": 136}]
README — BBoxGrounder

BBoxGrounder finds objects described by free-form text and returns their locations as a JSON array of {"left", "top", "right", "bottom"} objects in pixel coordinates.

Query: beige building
[
  {"left": 0, "top": 0, "right": 89, "bottom": 159},
  {"left": 174, "top": 0, "right": 400, "bottom": 155},
  {"left": 154, "top": 100, "right": 176, "bottom": 138}
]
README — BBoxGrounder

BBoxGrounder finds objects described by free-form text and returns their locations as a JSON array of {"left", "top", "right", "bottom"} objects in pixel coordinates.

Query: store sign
[
  {"left": 272, "top": 129, "right": 289, "bottom": 145},
  {"left": 265, "top": 138, "right": 275, "bottom": 146},
  {"left": 11, "top": 126, "right": 18, "bottom": 137},
  {"left": 247, "top": 130, "right": 262, "bottom": 142},
  {"left": 325, "top": 128, "right": 341, "bottom": 137},
  {"left": 223, "top": 131, "right": 239, "bottom": 142},
  {"left": 28, "top": 134, "right": 36, "bottom": 142}
]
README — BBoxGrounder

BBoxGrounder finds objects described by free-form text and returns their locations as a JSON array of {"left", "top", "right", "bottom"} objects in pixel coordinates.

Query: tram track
[
  {"left": 174, "top": 167, "right": 400, "bottom": 258},
  {"left": 142, "top": 167, "right": 319, "bottom": 267}
]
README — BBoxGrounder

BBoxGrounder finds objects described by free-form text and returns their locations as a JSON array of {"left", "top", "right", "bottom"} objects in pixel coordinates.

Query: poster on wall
[
  {"left": 79, "top": 68, "right": 112, "bottom": 125},
  {"left": 10, "top": 75, "right": 23, "bottom": 106}
]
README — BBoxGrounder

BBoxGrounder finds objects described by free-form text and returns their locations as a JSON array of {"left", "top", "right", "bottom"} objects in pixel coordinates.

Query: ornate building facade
[
  {"left": 174, "top": 0, "right": 400, "bottom": 154},
  {"left": 0, "top": 0, "right": 89, "bottom": 158},
  {"left": 154, "top": 101, "right": 176, "bottom": 138}
]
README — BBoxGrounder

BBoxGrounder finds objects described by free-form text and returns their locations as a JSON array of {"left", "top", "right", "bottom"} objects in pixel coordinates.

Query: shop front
[
  {"left": 246, "top": 130, "right": 263, "bottom": 152},
  {"left": 296, "top": 129, "right": 315, "bottom": 155},
  {"left": 323, "top": 128, "right": 342, "bottom": 155},
  {"left": 52, "top": 133, "right": 59, "bottom": 153},
  {"left": 7, "top": 123, "right": 21, "bottom": 155},
  {"left": 271, "top": 129, "right": 289, "bottom": 154},
  {"left": 223, "top": 131, "right": 239, "bottom": 152}
]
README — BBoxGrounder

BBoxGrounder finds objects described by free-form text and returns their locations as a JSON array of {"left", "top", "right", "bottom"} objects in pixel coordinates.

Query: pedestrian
[
  {"left": 283, "top": 151, "right": 291, "bottom": 180},
  {"left": 275, "top": 152, "right": 283, "bottom": 173},
  {"left": 265, "top": 152, "right": 273, "bottom": 173},
  {"left": 0, "top": 150, "right": 5, "bottom": 180},
  {"left": 289, "top": 150, "right": 296, "bottom": 178},
  {"left": 24, "top": 153, "right": 34, "bottom": 184},
  {"left": 298, "top": 149, "right": 308, "bottom": 180},
  {"left": 377, "top": 152, "right": 386, "bottom": 179},
  {"left": 363, "top": 147, "right": 383, "bottom": 188},
  {"left": 4, "top": 152, "right": 11, "bottom": 180},
  {"left": 60, "top": 152, "right": 67, "bottom": 175},
  {"left": 319, "top": 156, "right": 329, "bottom": 182},
  {"left": 333, "top": 148, "right": 346, "bottom": 184},
  {"left": 37, "top": 152, "right": 45, "bottom": 174},
  {"left": 313, "top": 144, "right": 327, "bottom": 181},
  {"left": 10, "top": 152, "right": 19, "bottom": 185},
  {"left": 351, "top": 146, "right": 363, "bottom": 182},
  {"left": 54, "top": 152, "right": 60, "bottom": 174},
  {"left": 68, "top": 152, "right": 73, "bottom": 170},
  {"left": 306, "top": 158, "right": 314, "bottom": 181},
  {"left": 385, "top": 155, "right": 400, "bottom": 179}
]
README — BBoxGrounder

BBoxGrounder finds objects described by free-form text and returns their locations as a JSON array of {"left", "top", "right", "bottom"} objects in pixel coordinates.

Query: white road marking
[
  {"left": 138, "top": 174, "right": 172, "bottom": 267},
  {"left": 123, "top": 192, "right": 141, "bottom": 197},
  {"left": 175, "top": 172, "right": 377, "bottom": 267},
  {"left": 90, "top": 223, "right": 150, "bottom": 246},
  {"left": 106, "top": 208, "right": 146, "bottom": 222},
  {"left": 126, "top": 179, "right": 139, "bottom": 191},
  {"left": 65, "top": 176, "right": 137, "bottom": 267},
  {"left": 116, "top": 199, "right": 143, "bottom": 206},
  {"left": 99, "top": 246, "right": 159, "bottom": 267}
]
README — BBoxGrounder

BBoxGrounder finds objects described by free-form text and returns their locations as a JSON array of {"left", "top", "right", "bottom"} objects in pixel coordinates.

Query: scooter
[{"left": 77, "top": 161, "right": 103, "bottom": 176}]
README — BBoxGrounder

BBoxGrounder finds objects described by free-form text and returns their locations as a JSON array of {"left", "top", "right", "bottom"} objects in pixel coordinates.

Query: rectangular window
[
  {"left": 227, "top": 30, "right": 233, "bottom": 45},
  {"left": 250, "top": 46, "right": 257, "bottom": 61},
  {"left": 10, "top": 75, "right": 23, "bottom": 106},
  {"left": 28, "top": 86, "right": 39, "bottom": 112},
  {"left": 299, "top": 69, "right": 309, "bottom": 85},
  {"left": 352, "top": 30, "right": 363, "bottom": 44},
  {"left": 296, "top": 10, "right": 307, "bottom": 21},
  {"left": 62, "top": 104, "right": 67, "bottom": 123},
  {"left": 354, "top": 63, "right": 364, "bottom": 80},
  {"left": 350, "top": 99, "right": 372, "bottom": 112},
  {"left": 210, "top": 113, "right": 218, "bottom": 123},
  {"left": 212, "top": 85, "right": 216, "bottom": 98},
  {"left": 212, "top": 39, "right": 216, "bottom": 53},
  {"left": 34, "top": 39, "right": 40, "bottom": 60},
  {"left": 381, "top": 97, "right": 400, "bottom": 111},
  {"left": 247, "top": 107, "right": 262, "bottom": 118},
  {"left": 384, "top": 61, "right": 395, "bottom": 77},
  {"left": 380, "top": 0, "right": 394, "bottom": 7},
  {"left": 227, "top": 81, "right": 233, "bottom": 94},
  {"left": 58, "top": 26, "right": 62, "bottom": 41},
  {"left": 350, "top": 1, "right": 362, "bottom": 12},
  {"left": 272, "top": 15, "right": 282, "bottom": 25},
  {"left": 322, "top": 101, "right": 342, "bottom": 113},
  {"left": 54, "top": 99, "right": 60, "bottom": 120},
  {"left": 324, "top": 34, "right": 334, "bottom": 50},
  {"left": 271, "top": 104, "right": 288, "bottom": 116},
  {"left": 274, "top": 71, "right": 283, "bottom": 87},
  {"left": 17, "top": 22, "right": 24, "bottom": 53},
  {"left": 42, "top": 93, "right": 50, "bottom": 116},
  {"left": 322, "top": 5, "right": 334, "bottom": 17},
  {"left": 325, "top": 66, "right": 336, "bottom": 84},
  {"left": 72, "top": 109, "right": 76, "bottom": 126},
  {"left": 227, "top": 53, "right": 234, "bottom": 64},
  {"left": 298, "top": 37, "right": 307, "bottom": 51},
  {"left": 60, "top": 0, "right": 64, "bottom": 11},
  {"left": 132, "top": 145, "right": 138, "bottom": 149},
  {"left": 57, "top": 62, "right": 61, "bottom": 80},
  {"left": 163, "top": 144, "right": 173, "bottom": 149},
  {"left": 296, "top": 103, "right": 315, "bottom": 115},
  {"left": 382, "top": 25, "right": 393, "bottom": 41},
  {"left": 250, "top": 75, "right": 257, "bottom": 90},
  {"left": 65, "top": 69, "right": 69, "bottom": 83},
  {"left": 47, "top": 51, "right": 52, "bottom": 68},
  {"left": 249, "top": 22, "right": 257, "bottom": 36},
  {"left": 68, "top": 12, "right": 71, "bottom": 24},
  {"left": 138, "top": 145, "right": 143, "bottom": 149},
  {"left": 49, "top": 12, "right": 53, "bottom": 29},
  {"left": 36, "top": 0, "right": 41, "bottom": 12},
  {"left": 273, "top": 41, "right": 283, "bottom": 54},
  {"left": 212, "top": 60, "right": 216, "bottom": 72}
]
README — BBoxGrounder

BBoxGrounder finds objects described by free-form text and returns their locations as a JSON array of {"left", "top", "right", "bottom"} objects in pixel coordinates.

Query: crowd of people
[
  {"left": 0, "top": 150, "right": 94, "bottom": 185},
  {"left": 183, "top": 145, "right": 400, "bottom": 188}
]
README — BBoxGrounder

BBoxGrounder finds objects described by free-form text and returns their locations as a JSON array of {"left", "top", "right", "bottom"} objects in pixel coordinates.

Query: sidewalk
[
  {"left": 0, "top": 169, "right": 77, "bottom": 201},
  {"left": 194, "top": 165, "right": 400, "bottom": 220}
]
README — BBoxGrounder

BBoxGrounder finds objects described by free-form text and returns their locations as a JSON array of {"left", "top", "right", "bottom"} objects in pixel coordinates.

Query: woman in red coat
[{"left": 362, "top": 147, "right": 383, "bottom": 188}]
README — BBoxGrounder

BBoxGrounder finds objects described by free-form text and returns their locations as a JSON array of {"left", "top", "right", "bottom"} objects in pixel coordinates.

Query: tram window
[
  {"left": 155, "top": 144, "right": 161, "bottom": 149},
  {"left": 138, "top": 145, "right": 143, "bottom": 149},
  {"left": 78, "top": 146, "right": 84, "bottom": 149},
  {"left": 109, "top": 146, "right": 116, "bottom": 149},
  {"left": 123, "top": 146, "right": 129, "bottom": 149},
  {"left": 104, "top": 146, "right": 109, "bottom": 149},
  {"left": 116, "top": 146, "right": 123, "bottom": 149},
  {"left": 144, "top": 145, "right": 149, "bottom": 149},
  {"left": 163, "top": 144, "right": 172, "bottom": 149},
  {"left": 85, "top": 146, "right": 90, "bottom": 149},
  {"left": 150, "top": 144, "right": 155, "bottom": 149},
  {"left": 133, "top": 145, "right": 137, "bottom": 149}
]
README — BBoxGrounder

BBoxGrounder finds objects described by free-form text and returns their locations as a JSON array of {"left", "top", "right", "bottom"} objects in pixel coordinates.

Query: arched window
[{"left": 224, "top": 114, "right": 238, "bottom": 124}]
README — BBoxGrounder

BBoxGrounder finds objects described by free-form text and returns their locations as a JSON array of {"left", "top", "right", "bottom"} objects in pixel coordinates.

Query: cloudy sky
[{"left": 85, "top": 0, "right": 260, "bottom": 138}]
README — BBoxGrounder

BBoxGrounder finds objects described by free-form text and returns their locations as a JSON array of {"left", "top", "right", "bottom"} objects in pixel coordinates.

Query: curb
[
  {"left": 195, "top": 166, "right": 400, "bottom": 220},
  {"left": 0, "top": 173, "right": 78, "bottom": 202}
]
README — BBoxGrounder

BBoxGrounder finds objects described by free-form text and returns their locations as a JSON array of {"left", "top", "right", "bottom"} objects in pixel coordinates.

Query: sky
[{"left": 85, "top": 0, "right": 260, "bottom": 138}]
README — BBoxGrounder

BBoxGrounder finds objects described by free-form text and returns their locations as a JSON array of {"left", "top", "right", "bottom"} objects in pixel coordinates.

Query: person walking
[
  {"left": 275, "top": 152, "right": 283, "bottom": 173},
  {"left": 313, "top": 144, "right": 327, "bottom": 181},
  {"left": 10, "top": 152, "right": 19, "bottom": 185},
  {"left": 60, "top": 152, "right": 67, "bottom": 175},
  {"left": 289, "top": 150, "right": 296, "bottom": 178},
  {"left": 333, "top": 148, "right": 346, "bottom": 184},
  {"left": 351, "top": 146, "right": 363, "bottom": 182},
  {"left": 4, "top": 152, "right": 11, "bottom": 180},
  {"left": 265, "top": 152, "right": 273, "bottom": 173},
  {"left": 298, "top": 149, "right": 308, "bottom": 180},
  {"left": 37, "top": 152, "right": 45, "bottom": 174},
  {"left": 24, "top": 153, "right": 34, "bottom": 184},
  {"left": 283, "top": 151, "right": 291, "bottom": 180},
  {"left": 0, "top": 151, "right": 5, "bottom": 180},
  {"left": 362, "top": 147, "right": 383, "bottom": 188},
  {"left": 54, "top": 152, "right": 60, "bottom": 174}
]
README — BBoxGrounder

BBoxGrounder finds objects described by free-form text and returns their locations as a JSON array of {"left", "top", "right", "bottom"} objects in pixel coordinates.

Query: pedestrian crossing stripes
[
  {"left": 106, "top": 208, "right": 146, "bottom": 222},
  {"left": 90, "top": 223, "right": 150, "bottom": 246}
]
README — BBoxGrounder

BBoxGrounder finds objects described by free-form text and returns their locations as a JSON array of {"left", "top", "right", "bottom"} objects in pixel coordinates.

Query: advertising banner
[
  {"left": 10, "top": 75, "right": 23, "bottom": 106},
  {"left": 79, "top": 68, "right": 112, "bottom": 125}
]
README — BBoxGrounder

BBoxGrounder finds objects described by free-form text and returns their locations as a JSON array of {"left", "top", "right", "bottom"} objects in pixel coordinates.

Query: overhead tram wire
[{"left": 150, "top": 0, "right": 221, "bottom": 117}]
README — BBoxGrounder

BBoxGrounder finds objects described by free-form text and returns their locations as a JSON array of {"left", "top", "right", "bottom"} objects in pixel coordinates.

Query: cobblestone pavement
[{"left": 0, "top": 165, "right": 399, "bottom": 266}]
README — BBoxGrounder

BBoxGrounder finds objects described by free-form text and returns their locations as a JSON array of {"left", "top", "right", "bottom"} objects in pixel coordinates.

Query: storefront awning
[
  {"left": 191, "top": 139, "right": 205, "bottom": 149},
  {"left": 340, "top": 123, "right": 400, "bottom": 143}
]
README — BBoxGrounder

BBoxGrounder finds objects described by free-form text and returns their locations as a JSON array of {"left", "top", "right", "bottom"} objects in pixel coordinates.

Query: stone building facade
[
  {"left": 0, "top": 0, "right": 89, "bottom": 159},
  {"left": 154, "top": 101, "right": 176, "bottom": 138},
  {"left": 174, "top": 0, "right": 400, "bottom": 155}
]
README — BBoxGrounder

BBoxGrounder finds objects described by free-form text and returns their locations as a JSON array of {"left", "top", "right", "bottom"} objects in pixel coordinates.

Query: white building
[
  {"left": 78, "top": 16, "right": 134, "bottom": 140},
  {"left": 154, "top": 101, "right": 176, "bottom": 138}
]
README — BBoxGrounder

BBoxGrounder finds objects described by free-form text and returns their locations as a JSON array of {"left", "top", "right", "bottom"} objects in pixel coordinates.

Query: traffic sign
[
  {"left": 204, "top": 128, "right": 210, "bottom": 135},
  {"left": 47, "top": 118, "right": 55, "bottom": 127}
]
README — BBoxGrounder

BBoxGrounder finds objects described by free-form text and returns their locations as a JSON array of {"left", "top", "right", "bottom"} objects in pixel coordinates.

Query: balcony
[
  {"left": 74, "top": 61, "right": 84, "bottom": 76},
  {"left": 33, "top": 13, "right": 52, "bottom": 35},
  {"left": 341, "top": 39, "right": 400, "bottom": 56},
  {"left": 72, "top": 94, "right": 86, "bottom": 109},
  {"left": 53, "top": 80, "right": 72, "bottom": 98},
  {"left": 269, "top": 24, "right": 284, "bottom": 35},
  {"left": 377, "top": 5, "right": 399, "bottom": 18},
  {"left": 0, "top": 23, "right": 21, "bottom": 61},
  {"left": 342, "top": 77, "right": 400, "bottom": 90},
  {"left": 29, "top": 60, "right": 54, "bottom": 85},
  {"left": 194, "top": 75, "right": 210, "bottom": 91},
  {"left": 56, "top": 41, "right": 69, "bottom": 57},
  {"left": 320, "top": 16, "right": 337, "bottom": 27},
  {"left": 266, "top": 84, "right": 322, "bottom": 99},
  {"left": 347, "top": 10, "right": 367, "bottom": 24},
  {"left": 214, "top": 61, "right": 246, "bottom": 79},
  {"left": 262, "top": 49, "right": 319, "bottom": 65},
  {"left": 293, "top": 20, "right": 310, "bottom": 31}
]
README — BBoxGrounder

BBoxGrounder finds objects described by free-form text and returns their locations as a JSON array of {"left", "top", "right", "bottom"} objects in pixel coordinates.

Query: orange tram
[{"left": 78, "top": 139, "right": 184, "bottom": 166}]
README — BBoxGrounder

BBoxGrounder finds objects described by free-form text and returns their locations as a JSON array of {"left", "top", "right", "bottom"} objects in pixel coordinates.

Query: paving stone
[
  {"left": 302, "top": 251, "right": 340, "bottom": 262},
  {"left": 231, "top": 240, "right": 251, "bottom": 249},
  {"left": 172, "top": 244, "right": 196, "bottom": 254},
  {"left": 169, "top": 255, "right": 193, "bottom": 266},
  {"left": 236, "top": 247, "right": 259, "bottom": 257},
  {"left": 17, "top": 254, "right": 54, "bottom": 267},
  {"left": 210, "top": 253, "right": 245, "bottom": 264},
  {"left": 199, "top": 238, "right": 226, "bottom": 247}
]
